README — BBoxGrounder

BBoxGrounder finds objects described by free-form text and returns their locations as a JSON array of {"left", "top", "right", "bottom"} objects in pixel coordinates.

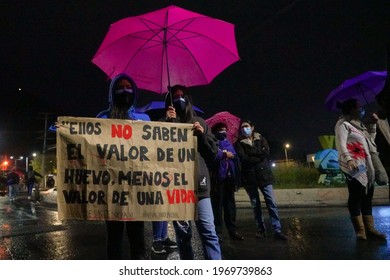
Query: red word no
[{"left": 111, "top": 124, "right": 132, "bottom": 139}]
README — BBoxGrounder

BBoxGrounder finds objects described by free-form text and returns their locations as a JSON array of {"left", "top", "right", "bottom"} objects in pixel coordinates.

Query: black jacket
[
  {"left": 6, "top": 172, "right": 20, "bottom": 185},
  {"left": 163, "top": 115, "right": 218, "bottom": 199},
  {"left": 234, "top": 132, "right": 274, "bottom": 187}
]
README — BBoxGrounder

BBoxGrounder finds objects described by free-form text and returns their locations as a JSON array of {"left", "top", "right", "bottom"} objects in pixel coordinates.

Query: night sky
[{"left": 1, "top": 0, "right": 389, "bottom": 161}]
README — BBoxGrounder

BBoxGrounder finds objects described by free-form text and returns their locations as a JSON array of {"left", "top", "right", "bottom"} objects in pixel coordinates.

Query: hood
[{"left": 108, "top": 73, "right": 139, "bottom": 112}]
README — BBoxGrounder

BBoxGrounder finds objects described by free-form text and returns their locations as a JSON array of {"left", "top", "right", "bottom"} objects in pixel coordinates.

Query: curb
[{"left": 235, "top": 185, "right": 390, "bottom": 208}]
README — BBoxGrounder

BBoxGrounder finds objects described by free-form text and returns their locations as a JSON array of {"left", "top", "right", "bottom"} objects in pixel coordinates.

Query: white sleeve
[{"left": 335, "top": 122, "right": 352, "bottom": 162}]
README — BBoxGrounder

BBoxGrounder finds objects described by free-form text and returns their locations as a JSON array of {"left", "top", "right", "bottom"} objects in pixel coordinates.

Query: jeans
[
  {"left": 152, "top": 221, "right": 168, "bottom": 241},
  {"left": 210, "top": 177, "right": 237, "bottom": 234},
  {"left": 27, "top": 182, "right": 35, "bottom": 196},
  {"left": 244, "top": 184, "right": 282, "bottom": 233},
  {"left": 106, "top": 221, "right": 146, "bottom": 260},
  {"left": 8, "top": 184, "right": 18, "bottom": 201},
  {"left": 173, "top": 198, "right": 221, "bottom": 260}
]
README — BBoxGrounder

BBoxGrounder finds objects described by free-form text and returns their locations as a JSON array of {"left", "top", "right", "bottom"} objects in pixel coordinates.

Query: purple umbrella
[{"left": 325, "top": 71, "right": 387, "bottom": 111}]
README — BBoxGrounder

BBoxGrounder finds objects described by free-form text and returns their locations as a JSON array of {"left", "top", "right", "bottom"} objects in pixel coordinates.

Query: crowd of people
[
  {"left": 4, "top": 72, "right": 388, "bottom": 260},
  {"left": 2, "top": 165, "right": 43, "bottom": 203},
  {"left": 57, "top": 73, "right": 389, "bottom": 259},
  {"left": 94, "top": 73, "right": 291, "bottom": 260}
]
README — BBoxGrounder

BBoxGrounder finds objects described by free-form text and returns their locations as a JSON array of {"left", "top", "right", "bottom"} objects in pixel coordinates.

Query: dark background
[{"left": 1, "top": 0, "right": 389, "bottom": 162}]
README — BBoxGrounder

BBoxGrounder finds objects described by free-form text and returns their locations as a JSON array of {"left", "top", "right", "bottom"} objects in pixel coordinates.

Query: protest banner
[{"left": 56, "top": 116, "right": 197, "bottom": 221}]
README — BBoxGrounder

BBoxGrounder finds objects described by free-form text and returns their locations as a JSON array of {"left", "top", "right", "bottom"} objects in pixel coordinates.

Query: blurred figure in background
[
  {"left": 25, "top": 165, "right": 43, "bottom": 200},
  {"left": 6, "top": 170, "right": 20, "bottom": 203}
]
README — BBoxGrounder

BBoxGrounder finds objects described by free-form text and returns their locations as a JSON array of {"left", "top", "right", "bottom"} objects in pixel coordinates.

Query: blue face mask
[
  {"left": 241, "top": 127, "right": 252, "bottom": 137},
  {"left": 173, "top": 97, "right": 186, "bottom": 113},
  {"left": 359, "top": 107, "right": 365, "bottom": 119}
]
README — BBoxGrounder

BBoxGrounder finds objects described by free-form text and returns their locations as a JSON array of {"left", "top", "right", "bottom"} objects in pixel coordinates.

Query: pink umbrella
[
  {"left": 206, "top": 111, "right": 241, "bottom": 144},
  {"left": 92, "top": 5, "right": 240, "bottom": 94}
]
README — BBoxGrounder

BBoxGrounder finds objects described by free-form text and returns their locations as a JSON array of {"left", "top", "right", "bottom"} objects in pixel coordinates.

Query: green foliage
[
  {"left": 30, "top": 153, "right": 57, "bottom": 177},
  {"left": 273, "top": 165, "right": 345, "bottom": 189}
]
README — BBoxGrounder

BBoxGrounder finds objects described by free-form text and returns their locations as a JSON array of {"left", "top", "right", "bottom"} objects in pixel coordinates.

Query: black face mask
[
  {"left": 113, "top": 89, "right": 135, "bottom": 108},
  {"left": 215, "top": 131, "right": 227, "bottom": 140},
  {"left": 173, "top": 97, "right": 186, "bottom": 114}
]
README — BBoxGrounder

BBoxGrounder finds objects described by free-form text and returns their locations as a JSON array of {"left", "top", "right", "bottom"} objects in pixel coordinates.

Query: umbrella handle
[
  {"left": 167, "top": 85, "right": 173, "bottom": 106},
  {"left": 163, "top": 13, "right": 172, "bottom": 100},
  {"left": 357, "top": 84, "right": 374, "bottom": 112},
  {"left": 164, "top": 86, "right": 176, "bottom": 122}
]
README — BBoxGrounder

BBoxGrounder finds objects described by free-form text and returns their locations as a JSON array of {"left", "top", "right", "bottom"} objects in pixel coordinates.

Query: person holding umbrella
[
  {"left": 335, "top": 98, "right": 386, "bottom": 240},
  {"left": 164, "top": 84, "right": 222, "bottom": 260},
  {"left": 96, "top": 73, "right": 150, "bottom": 259}
]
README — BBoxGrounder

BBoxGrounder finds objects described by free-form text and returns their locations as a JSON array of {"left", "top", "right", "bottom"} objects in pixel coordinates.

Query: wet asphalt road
[{"left": 1, "top": 193, "right": 390, "bottom": 260}]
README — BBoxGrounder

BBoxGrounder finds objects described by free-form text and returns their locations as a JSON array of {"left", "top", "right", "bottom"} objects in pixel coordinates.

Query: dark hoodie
[
  {"left": 163, "top": 86, "right": 218, "bottom": 199},
  {"left": 96, "top": 73, "right": 150, "bottom": 121}
]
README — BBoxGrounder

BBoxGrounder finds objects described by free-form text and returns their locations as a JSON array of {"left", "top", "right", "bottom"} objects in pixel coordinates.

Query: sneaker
[
  {"left": 151, "top": 241, "right": 166, "bottom": 254},
  {"left": 161, "top": 237, "right": 178, "bottom": 249},
  {"left": 256, "top": 230, "right": 266, "bottom": 239},
  {"left": 274, "top": 231, "right": 288, "bottom": 241}
]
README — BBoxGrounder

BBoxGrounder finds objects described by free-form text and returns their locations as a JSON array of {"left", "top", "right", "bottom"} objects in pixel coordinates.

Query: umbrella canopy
[
  {"left": 206, "top": 111, "right": 241, "bottom": 143},
  {"left": 92, "top": 5, "right": 240, "bottom": 94},
  {"left": 135, "top": 101, "right": 204, "bottom": 121},
  {"left": 325, "top": 71, "right": 387, "bottom": 111}
]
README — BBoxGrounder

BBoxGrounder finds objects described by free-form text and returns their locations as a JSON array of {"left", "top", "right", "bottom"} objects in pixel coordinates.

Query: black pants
[
  {"left": 210, "top": 177, "right": 237, "bottom": 235},
  {"left": 346, "top": 177, "right": 374, "bottom": 217},
  {"left": 106, "top": 221, "right": 145, "bottom": 259}
]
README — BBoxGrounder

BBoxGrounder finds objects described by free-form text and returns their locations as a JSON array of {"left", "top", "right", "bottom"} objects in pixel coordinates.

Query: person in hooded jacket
[
  {"left": 234, "top": 120, "right": 287, "bottom": 241},
  {"left": 96, "top": 73, "right": 150, "bottom": 259},
  {"left": 164, "top": 84, "right": 222, "bottom": 260},
  {"left": 209, "top": 122, "right": 243, "bottom": 242}
]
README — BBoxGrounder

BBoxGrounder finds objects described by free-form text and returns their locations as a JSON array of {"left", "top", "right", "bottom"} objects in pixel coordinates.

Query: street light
[
  {"left": 1, "top": 160, "right": 9, "bottom": 171},
  {"left": 284, "top": 143, "right": 290, "bottom": 163},
  {"left": 26, "top": 153, "right": 37, "bottom": 172},
  {"left": 10, "top": 156, "right": 24, "bottom": 170}
]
